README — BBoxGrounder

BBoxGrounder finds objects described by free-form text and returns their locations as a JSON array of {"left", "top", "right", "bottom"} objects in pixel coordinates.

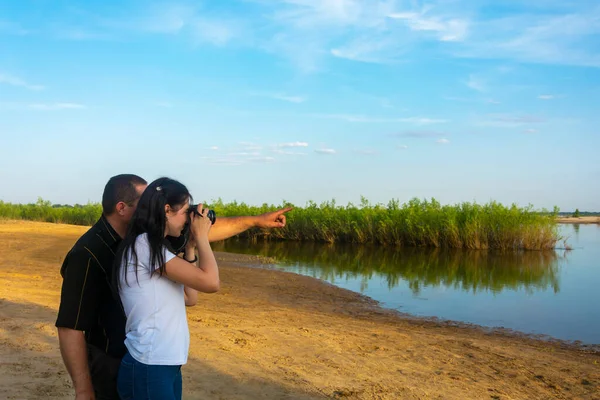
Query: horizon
[{"left": 1, "top": 1, "right": 599, "bottom": 212}]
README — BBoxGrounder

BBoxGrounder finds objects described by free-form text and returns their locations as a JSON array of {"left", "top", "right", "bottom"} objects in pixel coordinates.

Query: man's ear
[{"left": 116, "top": 201, "right": 127, "bottom": 216}]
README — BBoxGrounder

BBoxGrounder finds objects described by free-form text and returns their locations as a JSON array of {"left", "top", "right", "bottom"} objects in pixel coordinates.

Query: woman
[{"left": 113, "top": 177, "right": 219, "bottom": 400}]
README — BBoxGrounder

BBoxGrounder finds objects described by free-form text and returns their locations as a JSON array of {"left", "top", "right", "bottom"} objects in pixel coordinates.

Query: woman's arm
[
  {"left": 165, "top": 236, "right": 219, "bottom": 293},
  {"left": 182, "top": 246, "right": 198, "bottom": 306}
]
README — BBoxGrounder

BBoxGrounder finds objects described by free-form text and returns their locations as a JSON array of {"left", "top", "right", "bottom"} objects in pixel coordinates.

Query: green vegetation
[
  {"left": 212, "top": 239, "right": 562, "bottom": 295},
  {"left": 573, "top": 208, "right": 581, "bottom": 218},
  {"left": 213, "top": 197, "right": 560, "bottom": 250},
  {"left": 0, "top": 196, "right": 560, "bottom": 250},
  {"left": 0, "top": 198, "right": 101, "bottom": 226}
]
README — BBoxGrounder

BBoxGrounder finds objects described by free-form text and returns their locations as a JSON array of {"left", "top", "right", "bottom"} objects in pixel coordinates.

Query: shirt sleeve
[
  {"left": 55, "top": 249, "right": 104, "bottom": 331},
  {"left": 163, "top": 247, "right": 176, "bottom": 264}
]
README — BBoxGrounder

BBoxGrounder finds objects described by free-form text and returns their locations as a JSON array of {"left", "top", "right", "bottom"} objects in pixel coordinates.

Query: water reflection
[{"left": 213, "top": 240, "right": 562, "bottom": 295}]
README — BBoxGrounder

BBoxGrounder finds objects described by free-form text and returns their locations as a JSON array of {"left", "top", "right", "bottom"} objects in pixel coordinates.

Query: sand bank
[{"left": 0, "top": 220, "right": 598, "bottom": 399}]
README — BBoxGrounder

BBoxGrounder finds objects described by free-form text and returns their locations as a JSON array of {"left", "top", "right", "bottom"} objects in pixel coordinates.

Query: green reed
[
  {"left": 0, "top": 198, "right": 102, "bottom": 226},
  {"left": 213, "top": 197, "right": 561, "bottom": 250},
  {"left": 0, "top": 196, "right": 560, "bottom": 250}
]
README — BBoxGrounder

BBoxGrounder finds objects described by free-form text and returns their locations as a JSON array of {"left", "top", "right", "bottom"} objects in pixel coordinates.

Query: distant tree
[{"left": 573, "top": 208, "right": 581, "bottom": 218}]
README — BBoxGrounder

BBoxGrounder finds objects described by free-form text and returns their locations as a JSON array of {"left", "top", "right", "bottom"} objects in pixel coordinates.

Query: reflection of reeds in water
[{"left": 213, "top": 240, "right": 562, "bottom": 295}]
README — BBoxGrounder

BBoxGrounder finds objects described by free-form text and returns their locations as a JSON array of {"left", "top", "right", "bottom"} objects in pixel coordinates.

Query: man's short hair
[{"left": 102, "top": 174, "right": 147, "bottom": 215}]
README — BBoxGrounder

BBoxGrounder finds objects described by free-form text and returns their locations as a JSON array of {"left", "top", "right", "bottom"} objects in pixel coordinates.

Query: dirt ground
[
  {"left": 0, "top": 220, "right": 599, "bottom": 400},
  {"left": 557, "top": 216, "right": 600, "bottom": 224}
]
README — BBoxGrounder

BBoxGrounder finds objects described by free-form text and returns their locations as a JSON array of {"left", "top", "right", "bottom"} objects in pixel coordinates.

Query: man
[{"left": 55, "top": 174, "right": 291, "bottom": 400}]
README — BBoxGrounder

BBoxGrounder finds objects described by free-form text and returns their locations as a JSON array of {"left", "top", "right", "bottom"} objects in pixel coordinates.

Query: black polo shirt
[{"left": 55, "top": 215, "right": 126, "bottom": 358}]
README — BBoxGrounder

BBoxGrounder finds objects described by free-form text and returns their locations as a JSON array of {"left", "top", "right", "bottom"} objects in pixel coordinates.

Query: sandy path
[{"left": 0, "top": 220, "right": 598, "bottom": 399}]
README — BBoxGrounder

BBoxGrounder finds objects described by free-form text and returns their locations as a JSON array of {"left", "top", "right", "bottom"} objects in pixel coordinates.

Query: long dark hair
[{"left": 113, "top": 177, "right": 192, "bottom": 290}]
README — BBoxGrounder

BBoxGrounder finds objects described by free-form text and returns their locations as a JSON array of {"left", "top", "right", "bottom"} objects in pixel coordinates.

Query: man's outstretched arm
[{"left": 207, "top": 207, "right": 292, "bottom": 242}]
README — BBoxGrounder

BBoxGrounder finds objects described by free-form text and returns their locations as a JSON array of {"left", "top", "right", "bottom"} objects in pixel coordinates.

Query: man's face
[{"left": 122, "top": 184, "right": 147, "bottom": 223}]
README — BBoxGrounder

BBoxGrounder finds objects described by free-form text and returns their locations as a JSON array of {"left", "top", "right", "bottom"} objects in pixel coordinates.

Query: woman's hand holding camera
[{"left": 190, "top": 204, "right": 213, "bottom": 241}]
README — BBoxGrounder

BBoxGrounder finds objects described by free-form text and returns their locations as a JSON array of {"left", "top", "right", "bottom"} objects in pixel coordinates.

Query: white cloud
[
  {"left": 315, "top": 148, "right": 336, "bottom": 155},
  {"left": 524, "top": 128, "right": 538, "bottom": 134},
  {"left": 248, "top": 156, "right": 276, "bottom": 163},
  {"left": 0, "top": 73, "right": 44, "bottom": 90},
  {"left": 454, "top": 4, "right": 600, "bottom": 68},
  {"left": 277, "top": 141, "right": 309, "bottom": 148},
  {"left": 475, "top": 114, "right": 546, "bottom": 128},
  {"left": 397, "top": 144, "right": 409, "bottom": 149},
  {"left": 388, "top": 12, "right": 469, "bottom": 42},
  {"left": 486, "top": 99, "right": 500, "bottom": 104},
  {"left": 20, "top": 1, "right": 600, "bottom": 70},
  {"left": 355, "top": 149, "right": 378, "bottom": 155},
  {"left": 272, "top": 149, "right": 307, "bottom": 155},
  {"left": 436, "top": 138, "right": 450, "bottom": 144},
  {"left": 538, "top": 94, "right": 555, "bottom": 100},
  {"left": 311, "top": 113, "right": 447, "bottom": 124},
  {"left": 28, "top": 103, "right": 86, "bottom": 110},
  {"left": 0, "top": 20, "right": 29, "bottom": 35},
  {"left": 192, "top": 18, "right": 238, "bottom": 46},
  {"left": 251, "top": 92, "right": 306, "bottom": 103},
  {"left": 466, "top": 74, "right": 485, "bottom": 92},
  {"left": 209, "top": 146, "right": 219, "bottom": 150},
  {"left": 394, "top": 130, "right": 445, "bottom": 138},
  {"left": 401, "top": 117, "right": 448, "bottom": 125},
  {"left": 238, "top": 142, "right": 263, "bottom": 151}
]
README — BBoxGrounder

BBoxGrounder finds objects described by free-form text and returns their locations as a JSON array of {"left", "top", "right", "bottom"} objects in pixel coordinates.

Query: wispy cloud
[
  {"left": 248, "top": 156, "right": 275, "bottom": 163},
  {"left": 0, "top": 19, "right": 29, "bottom": 35},
  {"left": 0, "top": 73, "right": 44, "bottom": 90},
  {"left": 524, "top": 128, "right": 538, "bottom": 134},
  {"left": 475, "top": 113, "right": 546, "bottom": 128},
  {"left": 238, "top": 142, "right": 263, "bottom": 151},
  {"left": 355, "top": 149, "right": 378, "bottom": 155},
  {"left": 490, "top": 114, "right": 544, "bottom": 124},
  {"left": 397, "top": 144, "right": 409, "bottom": 150},
  {"left": 388, "top": 11, "right": 469, "bottom": 42},
  {"left": 311, "top": 113, "right": 447, "bottom": 124},
  {"left": 209, "top": 146, "right": 219, "bottom": 150},
  {"left": 28, "top": 103, "right": 86, "bottom": 110},
  {"left": 538, "top": 94, "right": 556, "bottom": 100},
  {"left": 436, "top": 138, "right": 450, "bottom": 144},
  {"left": 315, "top": 148, "right": 336, "bottom": 155},
  {"left": 276, "top": 142, "right": 308, "bottom": 148},
  {"left": 250, "top": 92, "right": 306, "bottom": 103},
  {"left": 16, "top": 1, "right": 600, "bottom": 70},
  {"left": 454, "top": 4, "right": 600, "bottom": 68},
  {"left": 394, "top": 130, "right": 445, "bottom": 138},
  {"left": 466, "top": 74, "right": 485, "bottom": 91},
  {"left": 272, "top": 149, "right": 307, "bottom": 155}
]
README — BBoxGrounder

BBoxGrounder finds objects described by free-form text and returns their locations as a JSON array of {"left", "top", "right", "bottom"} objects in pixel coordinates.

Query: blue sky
[{"left": 1, "top": 0, "right": 599, "bottom": 212}]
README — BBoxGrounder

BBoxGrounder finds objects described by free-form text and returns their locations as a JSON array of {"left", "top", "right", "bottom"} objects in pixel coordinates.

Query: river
[{"left": 212, "top": 224, "right": 600, "bottom": 345}]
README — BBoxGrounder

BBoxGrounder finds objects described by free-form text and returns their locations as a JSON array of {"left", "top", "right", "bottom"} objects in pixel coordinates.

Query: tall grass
[
  {"left": 0, "top": 198, "right": 101, "bottom": 226},
  {"left": 0, "top": 197, "right": 560, "bottom": 250},
  {"left": 212, "top": 197, "right": 560, "bottom": 250}
]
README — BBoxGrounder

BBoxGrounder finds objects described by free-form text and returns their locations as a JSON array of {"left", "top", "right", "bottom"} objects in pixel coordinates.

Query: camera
[
  {"left": 188, "top": 204, "right": 216, "bottom": 224},
  {"left": 166, "top": 205, "right": 217, "bottom": 253}
]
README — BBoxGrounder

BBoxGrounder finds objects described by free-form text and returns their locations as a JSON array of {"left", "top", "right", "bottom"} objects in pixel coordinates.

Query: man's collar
[{"left": 98, "top": 214, "right": 121, "bottom": 244}]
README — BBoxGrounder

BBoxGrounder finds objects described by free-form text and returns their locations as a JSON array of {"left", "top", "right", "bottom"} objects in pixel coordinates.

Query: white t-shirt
[{"left": 118, "top": 233, "right": 189, "bottom": 365}]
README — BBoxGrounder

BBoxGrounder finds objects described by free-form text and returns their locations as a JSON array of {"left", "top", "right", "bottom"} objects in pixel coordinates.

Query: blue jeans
[{"left": 117, "top": 352, "right": 182, "bottom": 400}]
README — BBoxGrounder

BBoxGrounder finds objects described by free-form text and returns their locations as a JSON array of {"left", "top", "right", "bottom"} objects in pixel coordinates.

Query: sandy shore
[
  {"left": 0, "top": 220, "right": 599, "bottom": 399},
  {"left": 557, "top": 216, "right": 600, "bottom": 224}
]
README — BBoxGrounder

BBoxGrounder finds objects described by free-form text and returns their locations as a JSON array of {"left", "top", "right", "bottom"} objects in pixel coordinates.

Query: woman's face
[{"left": 165, "top": 201, "right": 190, "bottom": 237}]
